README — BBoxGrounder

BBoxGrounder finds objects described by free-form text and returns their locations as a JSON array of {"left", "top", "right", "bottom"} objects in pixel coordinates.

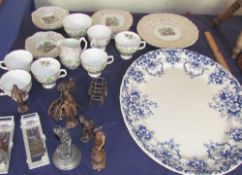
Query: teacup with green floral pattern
[
  {"left": 31, "top": 57, "right": 67, "bottom": 89},
  {"left": 115, "top": 31, "right": 146, "bottom": 60}
]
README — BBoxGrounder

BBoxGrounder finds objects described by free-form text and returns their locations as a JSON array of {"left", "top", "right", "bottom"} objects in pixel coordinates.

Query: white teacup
[
  {"left": 31, "top": 57, "right": 67, "bottom": 89},
  {"left": 87, "top": 24, "right": 112, "bottom": 50},
  {"left": 57, "top": 37, "right": 88, "bottom": 69},
  {"left": 0, "top": 70, "right": 32, "bottom": 100},
  {"left": 0, "top": 50, "right": 33, "bottom": 71},
  {"left": 115, "top": 31, "right": 146, "bottom": 60},
  {"left": 80, "top": 48, "right": 114, "bottom": 78},
  {"left": 63, "top": 13, "right": 92, "bottom": 38}
]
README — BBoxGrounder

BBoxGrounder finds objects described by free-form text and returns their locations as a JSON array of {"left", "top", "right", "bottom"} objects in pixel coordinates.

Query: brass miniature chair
[{"left": 88, "top": 77, "right": 108, "bottom": 106}]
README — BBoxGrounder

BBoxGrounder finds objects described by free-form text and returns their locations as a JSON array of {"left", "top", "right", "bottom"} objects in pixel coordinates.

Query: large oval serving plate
[{"left": 120, "top": 49, "right": 242, "bottom": 174}]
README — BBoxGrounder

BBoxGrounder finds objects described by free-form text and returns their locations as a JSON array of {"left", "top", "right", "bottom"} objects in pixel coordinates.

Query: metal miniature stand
[
  {"left": 20, "top": 113, "right": 50, "bottom": 169},
  {"left": 52, "top": 125, "right": 81, "bottom": 170},
  {"left": 88, "top": 77, "right": 108, "bottom": 106},
  {"left": 0, "top": 116, "right": 14, "bottom": 174}
]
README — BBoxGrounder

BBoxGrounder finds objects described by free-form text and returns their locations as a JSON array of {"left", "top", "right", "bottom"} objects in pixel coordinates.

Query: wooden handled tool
[
  {"left": 213, "top": 0, "right": 242, "bottom": 27},
  {"left": 204, "top": 31, "right": 231, "bottom": 73}
]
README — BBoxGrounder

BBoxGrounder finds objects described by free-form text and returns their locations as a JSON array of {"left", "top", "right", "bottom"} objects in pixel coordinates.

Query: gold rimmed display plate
[
  {"left": 25, "top": 31, "right": 64, "bottom": 58},
  {"left": 32, "top": 6, "right": 69, "bottom": 30},
  {"left": 137, "top": 13, "right": 199, "bottom": 48},
  {"left": 92, "top": 9, "right": 133, "bottom": 34}
]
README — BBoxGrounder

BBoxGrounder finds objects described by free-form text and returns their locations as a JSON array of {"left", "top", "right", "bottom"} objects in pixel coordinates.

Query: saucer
[
  {"left": 25, "top": 31, "right": 64, "bottom": 58},
  {"left": 91, "top": 9, "right": 133, "bottom": 34},
  {"left": 32, "top": 6, "right": 69, "bottom": 30}
]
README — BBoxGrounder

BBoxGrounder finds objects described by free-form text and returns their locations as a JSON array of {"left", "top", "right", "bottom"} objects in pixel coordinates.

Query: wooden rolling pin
[{"left": 204, "top": 31, "right": 232, "bottom": 73}]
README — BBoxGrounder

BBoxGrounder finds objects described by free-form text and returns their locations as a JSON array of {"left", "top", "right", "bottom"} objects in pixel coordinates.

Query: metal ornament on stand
[
  {"left": 88, "top": 77, "right": 108, "bottom": 106},
  {"left": 52, "top": 125, "right": 81, "bottom": 170},
  {"left": 0, "top": 116, "right": 14, "bottom": 174},
  {"left": 20, "top": 113, "right": 50, "bottom": 169}
]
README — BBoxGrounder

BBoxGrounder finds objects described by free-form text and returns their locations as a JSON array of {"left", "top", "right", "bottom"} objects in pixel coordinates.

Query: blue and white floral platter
[{"left": 120, "top": 49, "right": 242, "bottom": 175}]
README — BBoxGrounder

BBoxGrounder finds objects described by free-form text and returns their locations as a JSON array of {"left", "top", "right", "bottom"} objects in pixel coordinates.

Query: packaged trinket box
[
  {"left": 20, "top": 113, "right": 50, "bottom": 169},
  {"left": 0, "top": 116, "right": 14, "bottom": 174}
]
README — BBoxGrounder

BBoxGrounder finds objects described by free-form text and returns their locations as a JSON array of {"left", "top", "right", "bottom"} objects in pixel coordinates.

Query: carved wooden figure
[
  {"left": 213, "top": 0, "right": 242, "bottom": 27},
  {"left": 232, "top": 31, "right": 242, "bottom": 59},
  {"left": 91, "top": 130, "right": 106, "bottom": 171},
  {"left": 10, "top": 84, "right": 29, "bottom": 113}
]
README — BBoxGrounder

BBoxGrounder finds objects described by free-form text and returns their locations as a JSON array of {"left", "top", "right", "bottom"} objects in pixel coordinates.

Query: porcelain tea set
[{"left": 0, "top": 11, "right": 146, "bottom": 100}]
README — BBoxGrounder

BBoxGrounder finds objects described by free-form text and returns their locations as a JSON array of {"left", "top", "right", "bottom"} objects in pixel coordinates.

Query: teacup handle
[
  {"left": 0, "top": 61, "right": 8, "bottom": 70},
  {"left": 107, "top": 55, "right": 114, "bottom": 64},
  {"left": 0, "top": 89, "right": 7, "bottom": 96},
  {"left": 56, "top": 40, "right": 62, "bottom": 48},
  {"left": 90, "top": 40, "right": 96, "bottom": 48},
  {"left": 59, "top": 69, "right": 67, "bottom": 78},
  {"left": 139, "top": 41, "right": 146, "bottom": 50},
  {"left": 79, "top": 37, "right": 88, "bottom": 50}
]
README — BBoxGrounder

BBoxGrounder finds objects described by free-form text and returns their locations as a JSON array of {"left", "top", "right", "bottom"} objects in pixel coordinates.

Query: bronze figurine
[
  {"left": 48, "top": 78, "right": 82, "bottom": 129},
  {"left": 79, "top": 115, "right": 96, "bottom": 143},
  {"left": 10, "top": 84, "right": 29, "bottom": 113},
  {"left": 91, "top": 130, "right": 106, "bottom": 171}
]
